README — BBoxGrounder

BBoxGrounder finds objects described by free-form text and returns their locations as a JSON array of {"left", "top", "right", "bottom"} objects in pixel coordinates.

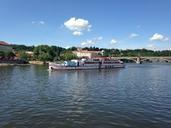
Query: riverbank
[
  {"left": 29, "top": 61, "right": 44, "bottom": 65},
  {"left": 0, "top": 61, "right": 45, "bottom": 67},
  {"left": 0, "top": 63, "right": 30, "bottom": 66},
  {"left": 0, "top": 61, "right": 48, "bottom": 67}
]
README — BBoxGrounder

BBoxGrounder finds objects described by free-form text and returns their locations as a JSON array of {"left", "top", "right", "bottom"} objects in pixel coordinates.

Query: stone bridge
[{"left": 111, "top": 57, "right": 171, "bottom": 64}]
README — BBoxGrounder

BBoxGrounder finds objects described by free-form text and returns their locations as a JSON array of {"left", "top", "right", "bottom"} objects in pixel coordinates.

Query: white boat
[{"left": 49, "top": 58, "right": 125, "bottom": 70}]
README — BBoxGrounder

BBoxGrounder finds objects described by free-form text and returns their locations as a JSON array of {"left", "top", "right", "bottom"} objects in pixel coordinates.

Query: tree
[
  {"left": 5, "top": 52, "right": 15, "bottom": 59},
  {"left": 0, "top": 51, "right": 5, "bottom": 57},
  {"left": 18, "top": 51, "right": 30, "bottom": 61},
  {"left": 11, "top": 45, "right": 34, "bottom": 51},
  {"left": 82, "top": 46, "right": 100, "bottom": 51},
  {"left": 33, "top": 45, "right": 55, "bottom": 61},
  {"left": 51, "top": 46, "right": 65, "bottom": 60},
  {"left": 67, "top": 47, "right": 77, "bottom": 51},
  {"left": 60, "top": 52, "right": 78, "bottom": 60}
]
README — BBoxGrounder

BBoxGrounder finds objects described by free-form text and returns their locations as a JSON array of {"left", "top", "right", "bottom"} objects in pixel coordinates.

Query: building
[
  {"left": 0, "top": 41, "right": 13, "bottom": 52},
  {"left": 73, "top": 49, "right": 103, "bottom": 58},
  {"left": 25, "top": 51, "right": 34, "bottom": 57}
]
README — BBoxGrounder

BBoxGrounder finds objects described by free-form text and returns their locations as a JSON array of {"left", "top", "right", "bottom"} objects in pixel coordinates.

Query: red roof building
[
  {"left": 0, "top": 41, "right": 10, "bottom": 46},
  {"left": 0, "top": 41, "right": 13, "bottom": 52}
]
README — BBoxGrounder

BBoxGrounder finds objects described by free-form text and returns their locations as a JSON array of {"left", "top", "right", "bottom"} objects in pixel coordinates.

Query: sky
[{"left": 0, "top": 0, "right": 171, "bottom": 50}]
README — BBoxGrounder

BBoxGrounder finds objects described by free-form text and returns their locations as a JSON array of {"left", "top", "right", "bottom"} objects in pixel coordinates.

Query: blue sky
[{"left": 0, "top": 0, "right": 170, "bottom": 50}]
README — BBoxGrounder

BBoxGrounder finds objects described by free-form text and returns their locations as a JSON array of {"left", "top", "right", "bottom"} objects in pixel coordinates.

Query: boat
[{"left": 49, "top": 58, "right": 125, "bottom": 70}]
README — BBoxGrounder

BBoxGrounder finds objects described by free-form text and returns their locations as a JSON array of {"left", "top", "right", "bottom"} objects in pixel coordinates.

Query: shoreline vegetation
[
  {"left": 0, "top": 61, "right": 46, "bottom": 67},
  {"left": 1, "top": 44, "right": 171, "bottom": 66},
  {"left": 0, "top": 63, "right": 30, "bottom": 66},
  {"left": 0, "top": 62, "right": 46, "bottom": 66}
]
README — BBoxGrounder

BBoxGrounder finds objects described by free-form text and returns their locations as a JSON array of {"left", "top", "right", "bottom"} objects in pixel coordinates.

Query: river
[{"left": 0, "top": 64, "right": 171, "bottom": 128}]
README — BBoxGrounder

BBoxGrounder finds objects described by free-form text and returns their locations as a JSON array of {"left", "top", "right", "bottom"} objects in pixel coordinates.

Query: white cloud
[
  {"left": 146, "top": 44, "right": 157, "bottom": 51},
  {"left": 97, "top": 36, "right": 103, "bottom": 40},
  {"left": 163, "top": 37, "right": 169, "bottom": 41},
  {"left": 39, "top": 21, "right": 45, "bottom": 25},
  {"left": 32, "top": 21, "right": 45, "bottom": 25},
  {"left": 150, "top": 33, "right": 169, "bottom": 41},
  {"left": 81, "top": 40, "right": 95, "bottom": 46},
  {"left": 129, "top": 33, "right": 139, "bottom": 38},
  {"left": 72, "top": 31, "right": 83, "bottom": 36},
  {"left": 110, "top": 39, "right": 118, "bottom": 44},
  {"left": 81, "top": 36, "right": 103, "bottom": 46},
  {"left": 64, "top": 17, "right": 91, "bottom": 36}
]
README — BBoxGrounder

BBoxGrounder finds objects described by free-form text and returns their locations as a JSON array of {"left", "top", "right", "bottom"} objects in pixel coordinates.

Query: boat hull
[{"left": 49, "top": 62, "right": 125, "bottom": 70}]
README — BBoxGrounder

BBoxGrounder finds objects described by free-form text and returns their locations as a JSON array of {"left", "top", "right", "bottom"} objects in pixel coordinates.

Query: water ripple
[{"left": 0, "top": 64, "right": 171, "bottom": 128}]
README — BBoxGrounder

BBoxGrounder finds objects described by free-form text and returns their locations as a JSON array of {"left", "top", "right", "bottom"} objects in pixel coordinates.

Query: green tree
[
  {"left": 51, "top": 46, "right": 65, "bottom": 60},
  {"left": 67, "top": 47, "right": 77, "bottom": 51},
  {"left": 11, "top": 45, "right": 34, "bottom": 51},
  {"left": 60, "top": 52, "right": 78, "bottom": 60},
  {"left": 0, "top": 51, "right": 5, "bottom": 57},
  {"left": 18, "top": 51, "right": 29, "bottom": 61},
  {"left": 33, "top": 45, "right": 54, "bottom": 61},
  {"left": 5, "top": 52, "right": 15, "bottom": 59}
]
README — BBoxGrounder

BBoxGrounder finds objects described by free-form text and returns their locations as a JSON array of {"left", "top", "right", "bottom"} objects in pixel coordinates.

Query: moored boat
[{"left": 49, "top": 58, "right": 124, "bottom": 70}]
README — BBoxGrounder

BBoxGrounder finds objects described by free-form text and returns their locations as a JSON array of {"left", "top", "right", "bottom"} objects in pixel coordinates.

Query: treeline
[
  {"left": 102, "top": 49, "right": 171, "bottom": 57},
  {"left": 11, "top": 44, "right": 35, "bottom": 51},
  {"left": 11, "top": 45, "right": 78, "bottom": 61},
  {"left": 0, "top": 51, "right": 15, "bottom": 59},
  {"left": 33, "top": 45, "right": 77, "bottom": 61},
  {"left": 1, "top": 45, "right": 171, "bottom": 61}
]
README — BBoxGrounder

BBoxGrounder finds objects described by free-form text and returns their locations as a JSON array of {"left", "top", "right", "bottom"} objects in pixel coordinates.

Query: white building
[{"left": 73, "top": 50, "right": 102, "bottom": 58}]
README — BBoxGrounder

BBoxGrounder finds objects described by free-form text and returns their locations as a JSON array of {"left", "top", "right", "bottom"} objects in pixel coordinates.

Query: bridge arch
[
  {"left": 141, "top": 57, "right": 171, "bottom": 63},
  {"left": 112, "top": 57, "right": 171, "bottom": 64},
  {"left": 119, "top": 58, "right": 139, "bottom": 63}
]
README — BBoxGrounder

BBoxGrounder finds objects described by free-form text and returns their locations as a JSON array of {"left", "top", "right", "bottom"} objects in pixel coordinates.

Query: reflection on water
[{"left": 0, "top": 64, "right": 171, "bottom": 128}]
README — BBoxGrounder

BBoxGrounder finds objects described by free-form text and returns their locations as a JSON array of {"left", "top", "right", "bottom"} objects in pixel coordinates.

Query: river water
[{"left": 0, "top": 64, "right": 171, "bottom": 128}]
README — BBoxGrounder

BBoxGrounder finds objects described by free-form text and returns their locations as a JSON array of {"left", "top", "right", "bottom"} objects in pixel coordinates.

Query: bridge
[{"left": 111, "top": 56, "right": 171, "bottom": 64}]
